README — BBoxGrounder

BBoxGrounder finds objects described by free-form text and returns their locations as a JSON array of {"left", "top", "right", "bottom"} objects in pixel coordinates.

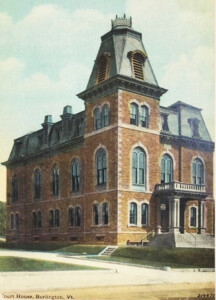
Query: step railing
[{"left": 141, "top": 230, "right": 155, "bottom": 245}]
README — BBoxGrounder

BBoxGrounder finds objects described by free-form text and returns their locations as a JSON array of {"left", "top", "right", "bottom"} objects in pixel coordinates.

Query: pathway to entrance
[{"left": 0, "top": 249, "right": 214, "bottom": 293}]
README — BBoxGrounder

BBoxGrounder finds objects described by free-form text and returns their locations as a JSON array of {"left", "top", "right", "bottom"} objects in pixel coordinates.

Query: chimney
[
  {"left": 42, "top": 115, "right": 53, "bottom": 145},
  {"left": 61, "top": 105, "right": 73, "bottom": 136}
]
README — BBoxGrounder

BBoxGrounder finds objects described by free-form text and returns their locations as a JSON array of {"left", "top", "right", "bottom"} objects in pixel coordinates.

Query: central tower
[{"left": 78, "top": 15, "right": 167, "bottom": 245}]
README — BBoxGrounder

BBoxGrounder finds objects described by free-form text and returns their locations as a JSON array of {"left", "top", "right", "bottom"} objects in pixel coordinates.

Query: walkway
[{"left": 0, "top": 249, "right": 214, "bottom": 292}]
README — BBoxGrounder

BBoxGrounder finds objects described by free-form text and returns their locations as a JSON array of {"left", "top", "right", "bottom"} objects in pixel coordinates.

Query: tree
[{"left": 0, "top": 201, "right": 6, "bottom": 236}]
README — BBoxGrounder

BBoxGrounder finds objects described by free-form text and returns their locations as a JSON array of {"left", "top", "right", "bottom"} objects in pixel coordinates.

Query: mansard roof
[
  {"left": 86, "top": 15, "right": 159, "bottom": 90},
  {"left": 4, "top": 108, "right": 85, "bottom": 165},
  {"left": 159, "top": 101, "right": 212, "bottom": 142}
]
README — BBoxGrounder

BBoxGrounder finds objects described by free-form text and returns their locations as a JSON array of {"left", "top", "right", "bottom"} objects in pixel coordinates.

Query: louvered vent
[
  {"left": 97, "top": 53, "right": 110, "bottom": 84},
  {"left": 132, "top": 53, "right": 144, "bottom": 80}
]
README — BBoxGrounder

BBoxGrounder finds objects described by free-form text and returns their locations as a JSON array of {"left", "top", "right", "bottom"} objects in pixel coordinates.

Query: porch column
[
  {"left": 169, "top": 197, "right": 180, "bottom": 233},
  {"left": 156, "top": 199, "right": 161, "bottom": 234},
  {"left": 198, "top": 199, "right": 201, "bottom": 234}
]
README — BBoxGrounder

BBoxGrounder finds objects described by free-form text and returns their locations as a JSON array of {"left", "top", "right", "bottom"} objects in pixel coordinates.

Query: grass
[
  {"left": 0, "top": 241, "right": 105, "bottom": 255},
  {"left": 96, "top": 247, "right": 215, "bottom": 268},
  {"left": 0, "top": 256, "right": 103, "bottom": 272}
]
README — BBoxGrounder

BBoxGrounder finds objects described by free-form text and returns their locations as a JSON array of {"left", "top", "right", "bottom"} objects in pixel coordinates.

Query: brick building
[{"left": 3, "top": 16, "right": 214, "bottom": 247}]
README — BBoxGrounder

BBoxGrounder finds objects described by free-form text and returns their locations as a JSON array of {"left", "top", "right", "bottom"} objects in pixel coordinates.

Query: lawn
[
  {"left": 0, "top": 241, "right": 105, "bottom": 255},
  {"left": 0, "top": 256, "right": 103, "bottom": 272},
  {"left": 96, "top": 247, "right": 215, "bottom": 268}
]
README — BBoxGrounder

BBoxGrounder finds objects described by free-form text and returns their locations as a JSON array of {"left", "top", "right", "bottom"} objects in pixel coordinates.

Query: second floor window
[
  {"left": 132, "top": 147, "right": 146, "bottom": 187},
  {"left": 34, "top": 169, "right": 41, "bottom": 199},
  {"left": 52, "top": 165, "right": 59, "bottom": 196},
  {"left": 192, "top": 158, "right": 204, "bottom": 185},
  {"left": 161, "top": 154, "right": 173, "bottom": 183},
  {"left": 96, "top": 149, "right": 107, "bottom": 185},
  {"left": 71, "top": 160, "right": 80, "bottom": 192},
  {"left": 12, "top": 174, "right": 18, "bottom": 203}
]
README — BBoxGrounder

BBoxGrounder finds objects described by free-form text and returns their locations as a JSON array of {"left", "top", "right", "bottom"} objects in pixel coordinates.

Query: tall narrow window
[
  {"left": 130, "top": 202, "right": 137, "bottom": 225},
  {"left": 49, "top": 210, "right": 54, "bottom": 227},
  {"left": 101, "top": 105, "right": 110, "bottom": 127},
  {"left": 96, "top": 149, "right": 107, "bottom": 185},
  {"left": 71, "top": 160, "right": 81, "bottom": 192},
  {"left": 12, "top": 174, "right": 18, "bottom": 203},
  {"left": 75, "top": 207, "right": 81, "bottom": 227},
  {"left": 161, "top": 154, "right": 173, "bottom": 183},
  {"left": 15, "top": 213, "right": 19, "bottom": 229},
  {"left": 130, "top": 103, "right": 139, "bottom": 125},
  {"left": 190, "top": 207, "right": 197, "bottom": 227},
  {"left": 132, "top": 147, "right": 146, "bottom": 187},
  {"left": 52, "top": 165, "right": 59, "bottom": 196},
  {"left": 140, "top": 105, "right": 149, "bottom": 128},
  {"left": 68, "top": 207, "right": 74, "bottom": 227},
  {"left": 192, "top": 158, "right": 204, "bottom": 185},
  {"left": 32, "top": 212, "right": 37, "bottom": 228},
  {"left": 94, "top": 108, "right": 101, "bottom": 130},
  {"left": 34, "top": 169, "right": 41, "bottom": 199},
  {"left": 37, "top": 211, "right": 42, "bottom": 228},
  {"left": 97, "top": 53, "right": 110, "bottom": 84},
  {"left": 55, "top": 209, "right": 60, "bottom": 227},
  {"left": 11, "top": 214, "right": 14, "bottom": 229},
  {"left": 141, "top": 203, "right": 149, "bottom": 226},
  {"left": 102, "top": 203, "right": 109, "bottom": 225},
  {"left": 93, "top": 204, "right": 99, "bottom": 225}
]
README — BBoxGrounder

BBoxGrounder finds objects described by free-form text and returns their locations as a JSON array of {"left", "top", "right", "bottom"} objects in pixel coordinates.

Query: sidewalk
[{"left": 0, "top": 249, "right": 214, "bottom": 292}]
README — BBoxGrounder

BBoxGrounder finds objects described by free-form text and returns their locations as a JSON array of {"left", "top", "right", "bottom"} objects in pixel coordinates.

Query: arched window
[
  {"left": 132, "top": 52, "right": 144, "bottom": 80},
  {"left": 190, "top": 207, "right": 197, "bottom": 227},
  {"left": 161, "top": 154, "right": 173, "bottom": 183},
  {"left": 32, "top": 212, "right": 37, "bottom": 228},
  {"left": 34, "top": 169, "right": 41, "bottom": 199},
  {"left": 102, "top": 203, "right": 109, "bottom": 225},
  {"left": 49, "top": 210, "right": 54, "bottom": 227},
  {"left": 93, "top": 204, "right": 99, "bottom": 225},
  {"left": 12, "top": 174, "right": 18, "bottom": 203},
  {"left": 68, "top": 207, "right": 74, "bottom": 227},
  {"left": 37, "top": 211, "right": 42, "bottom": 228},
  {"left": 97, "top": 53, "right": 110, "bottom": 84},
  {"left": 15, "top": 213, "right": 19, "bottom": 229},
  {"left": 11, "top": 213, "right": 14, "bottom": 229},
  {"left": 94, "top": 108, "right": 101, "bottom": 130},
  {"left": 140, "top": 105, "right": 149, "bottom": 128},
  {"left": 52, "top": 165, "right": 59, "bottom": 196},
  {"left": 132, "top": 147, "right": 146, "bottom": 187},
  {"left": 71, "top": 160, "right": 81, "bottom": 192},
  {"left": 192, "top": 158, "right": 204, "bottom": 184},
  {"left": 101, "top": 105, "right": 110, "bottom": 127},
  {"left": 130, "top": 103, "right": 139, "bottom": 125},
  {"left": 75, "top": 207, "right": 81, "bottom": 227},
  {"left": 130, "top": 202, "right": 137, "bottom": 225},
  {"left": 96, "top": 149, "right": 107, "bottom": 185},
  {"left": 55, "top": 209, "right": 60, "bottom": 227},
  {"left": 141, "top": 203, "right": 149, "bottom": 226}
]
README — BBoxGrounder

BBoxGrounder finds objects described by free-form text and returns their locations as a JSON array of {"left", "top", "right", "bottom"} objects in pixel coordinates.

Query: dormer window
[
  {"left": 188, "top": 118, "right": 200, "bottom": 138},
  {"left": 97, "top": 53, "right": 111, "bottom": 84},
  {"left": 128, "top": 51, "right": 147, "bottom": 81}
]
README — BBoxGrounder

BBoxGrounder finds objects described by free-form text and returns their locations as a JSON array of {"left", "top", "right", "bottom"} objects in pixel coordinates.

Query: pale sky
[{"left": 0, "top": 0, "right": 215, "bottom": 201}]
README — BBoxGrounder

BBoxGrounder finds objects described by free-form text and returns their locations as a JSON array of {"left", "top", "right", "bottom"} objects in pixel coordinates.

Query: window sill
[{"left": 91, "top": 224, "right": 109, "bottom": 227}]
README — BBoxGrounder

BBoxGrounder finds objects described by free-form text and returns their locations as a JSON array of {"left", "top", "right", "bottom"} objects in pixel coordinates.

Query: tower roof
[{"left": 86, "top": 15, "right": 158, "bottom": 89}]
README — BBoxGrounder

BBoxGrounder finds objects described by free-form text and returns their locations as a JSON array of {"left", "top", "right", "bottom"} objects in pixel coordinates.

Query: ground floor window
[
  {"left": 32, "top": 211, "right": 42, "bottom": 228},
  {"left": 130, "top": 202, "right": 137, "bottom": 225},
  {"left": 49, "top": 209, "right": 60, "bottom": 228},
  {"left": 93, "top": 202, "right": 109, "bottom": 226},
  {"left": 190, "top": 207, "right": 197, "bottom": 227},
  {"left": 141, "top": 203, "right": 149, "bottom": 226}
]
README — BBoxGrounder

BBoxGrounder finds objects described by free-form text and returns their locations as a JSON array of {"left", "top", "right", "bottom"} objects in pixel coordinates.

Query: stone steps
[{"left": 98, "top": 246, "right": 119, "bottom": 256}]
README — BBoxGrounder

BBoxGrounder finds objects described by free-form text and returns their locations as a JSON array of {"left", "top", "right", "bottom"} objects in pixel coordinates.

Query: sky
[{"left": 0, "top": 0, "right": 215, "bottom": 201}]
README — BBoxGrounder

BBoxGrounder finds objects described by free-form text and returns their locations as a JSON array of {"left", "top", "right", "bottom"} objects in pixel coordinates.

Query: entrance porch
[{"left": 155, "top": 181, "right": 207, "bottom": 235}]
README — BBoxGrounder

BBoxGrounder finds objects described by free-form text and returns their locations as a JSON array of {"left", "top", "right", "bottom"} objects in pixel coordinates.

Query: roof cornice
[{"left": 77, "top": 74, "right": 167, "bottom": 102}]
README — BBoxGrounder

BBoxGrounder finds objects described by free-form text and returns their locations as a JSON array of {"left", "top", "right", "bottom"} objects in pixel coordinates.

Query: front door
[{"left": 160, "top": 202, "right": 169, "bottom": 232}]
